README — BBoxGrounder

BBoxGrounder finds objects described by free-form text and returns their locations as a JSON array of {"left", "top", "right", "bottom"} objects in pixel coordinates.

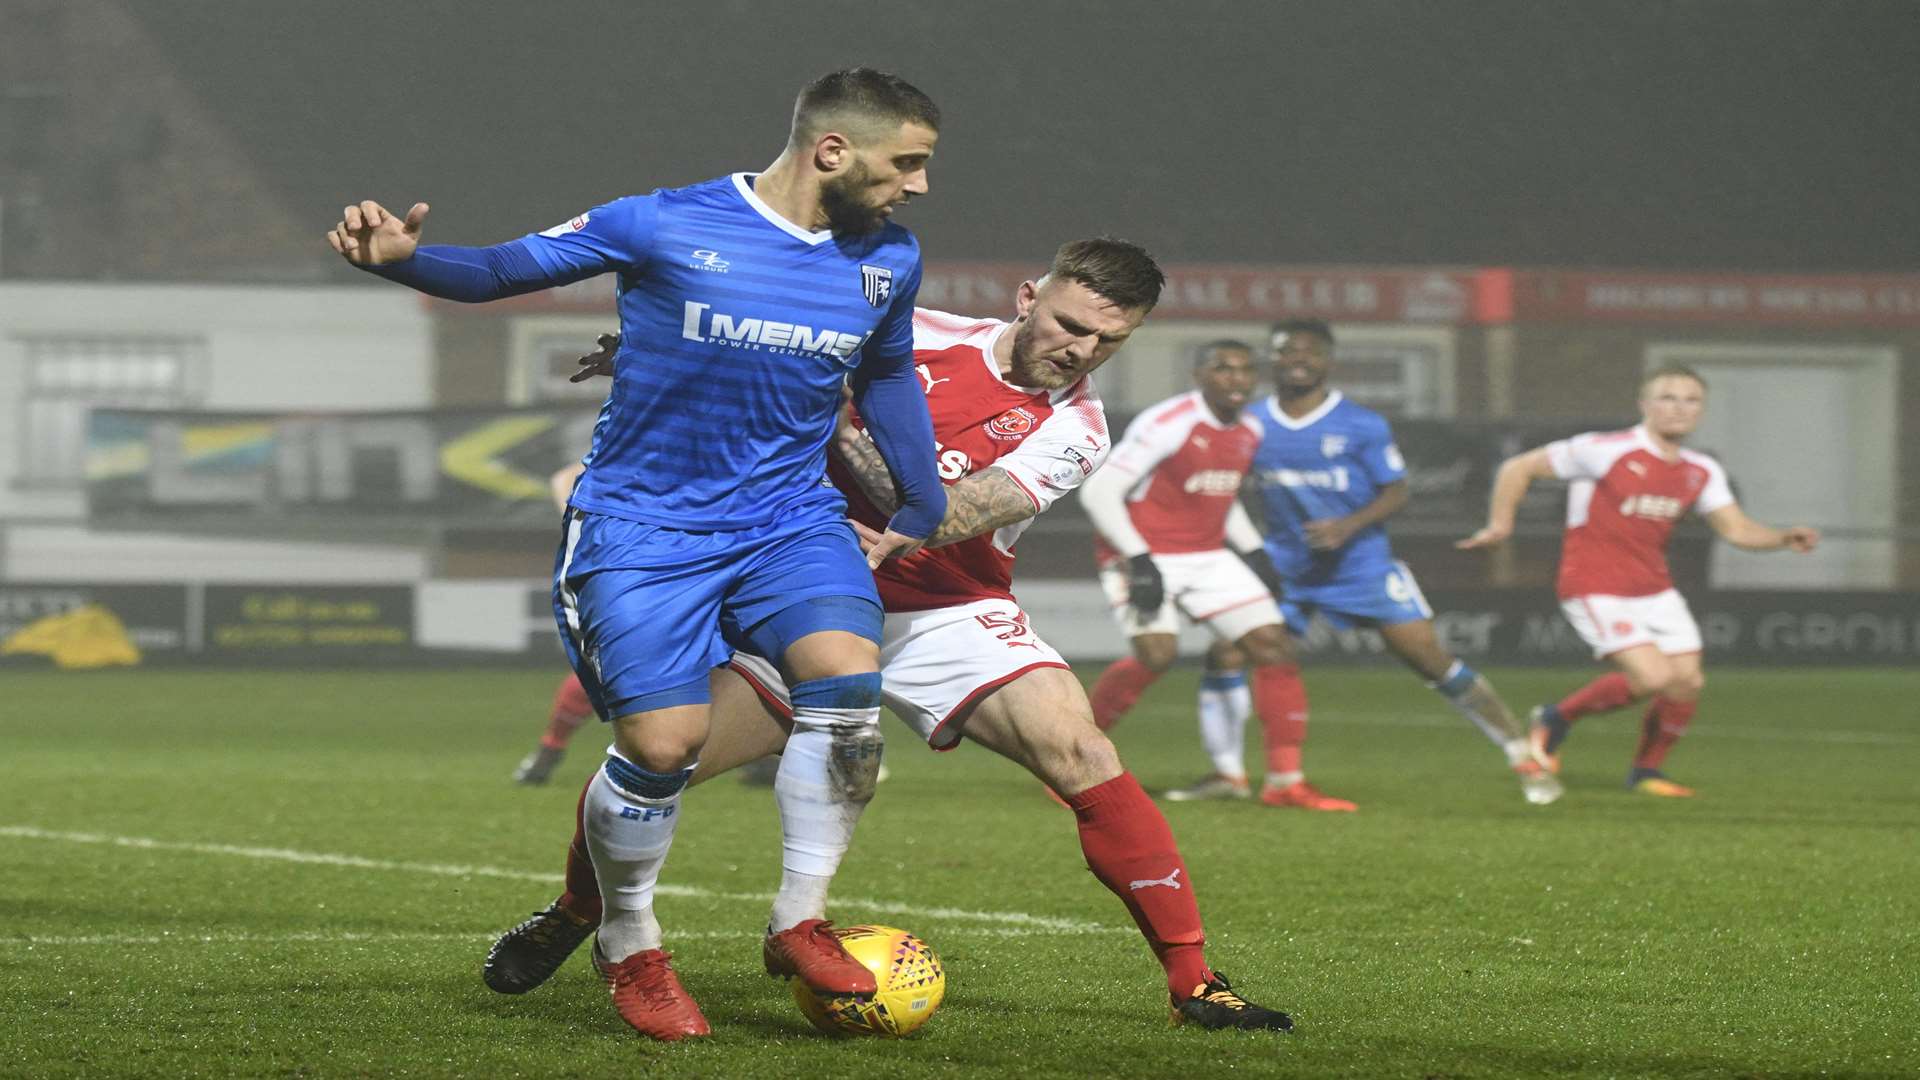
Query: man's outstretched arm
[{"left": 328, "top": 197, "right": 643, "bottom": 303}]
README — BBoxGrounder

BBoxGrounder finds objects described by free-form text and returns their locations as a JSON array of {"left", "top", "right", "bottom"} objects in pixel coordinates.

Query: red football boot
[
  {"left": 592, "top": 944, "right": 711, "bottom": 1041},
  {"left": 763, "top": 919, "right": 878, "bottom": 996},
  {"left": 1259, "top": 779, "right": 1358, "bottom": 812}
]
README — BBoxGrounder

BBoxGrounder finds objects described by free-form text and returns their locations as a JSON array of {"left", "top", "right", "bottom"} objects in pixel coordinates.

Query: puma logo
[
  {"left": 917, "top": 364, "right": 951, "bottom": 394},
  {"left": 1128, "top": 868, "right": 1182, "bottom": 891}
]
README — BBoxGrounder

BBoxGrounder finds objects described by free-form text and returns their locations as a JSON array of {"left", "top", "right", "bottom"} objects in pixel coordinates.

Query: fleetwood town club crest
[
  {"left": 861, "top": 264, "right": 894, "bottom": 307},
  {"left": 986, "top": 407, "right": 1038, "bottom": 440}
]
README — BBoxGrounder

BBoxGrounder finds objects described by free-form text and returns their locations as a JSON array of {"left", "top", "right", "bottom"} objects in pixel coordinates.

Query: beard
[
  {"left": 819, "top": 160, "right": 888, "bottom": 235},
  {"left": 1006, "top": 318, "right": 1076, "bottom": 390}
]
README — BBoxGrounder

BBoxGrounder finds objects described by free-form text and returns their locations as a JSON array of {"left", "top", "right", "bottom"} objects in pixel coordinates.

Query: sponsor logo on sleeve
[
  {"left": 1062, "top": 445, "right": 1095, "bottom": 476},
  {"left": 539, "top": 212, "right": 591, "bottom": 238}
]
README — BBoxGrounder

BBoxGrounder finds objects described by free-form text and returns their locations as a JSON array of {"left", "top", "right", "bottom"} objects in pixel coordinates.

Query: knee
[
  {"left": 1053, "top": 729, "right": 1123, "bottom": 789},
  {"left": 1134, "top": 639, "right": 1180, "bottom": 673},
  {"left": 612, "top": 726, "right": 706, "bottom": 774},
  {"left": 1238, "top": 626, "right": 1294, "bottom": 668},
  {"left": 1205, "top": 640, "right": 1247, "bottom": 672},
  {"left": 1667, "top": 669, "right": 1705, "bottom": 701}
]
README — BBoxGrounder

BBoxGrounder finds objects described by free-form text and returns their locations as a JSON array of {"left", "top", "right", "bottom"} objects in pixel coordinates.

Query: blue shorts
[
  {"left": 1279, "top": 559, "right": 1433, "bottom": 632},
  {"left": 552, "top": 507, "right": 880, "bottom": 719}
]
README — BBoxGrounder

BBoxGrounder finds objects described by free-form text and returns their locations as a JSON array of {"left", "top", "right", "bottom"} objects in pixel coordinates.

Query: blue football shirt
[
  {"left": 1249, "top": 390, "right": 1407, "bottom": 584},
  {"left": 519, "top": 173, "right": 925, "bottom": 529}
]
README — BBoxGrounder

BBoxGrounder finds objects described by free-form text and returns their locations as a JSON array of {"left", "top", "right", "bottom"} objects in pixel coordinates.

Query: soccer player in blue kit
[
  {"left": 327, "top": 69, "right": 947, "bottom": 1040},
  {"left": 1229, "top": 319, "right": 1561, "bottom": 805}
]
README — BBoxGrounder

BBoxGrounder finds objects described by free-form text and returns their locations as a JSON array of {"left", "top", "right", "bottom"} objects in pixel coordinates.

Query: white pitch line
[
  {"left": 0, "top": 825, "right": 1121, "bottom": 935},
  {"left": 1334, "top": 711, "right": 1915, "bottom": 745},
  {"left": 2, "top": 929, "right": 741, "bottom": 948}
]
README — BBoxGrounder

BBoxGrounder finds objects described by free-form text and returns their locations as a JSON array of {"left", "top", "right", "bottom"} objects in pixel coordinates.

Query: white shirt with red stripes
[
  {"left": 1546, "top": 424, "right": 1735, "bottom": 599},
  {"left": 829, "top": 308, "right": 1110, "bottom": 612},
  {"left": 1088, "top": 390, "right": 1262, "bottom": 563}
]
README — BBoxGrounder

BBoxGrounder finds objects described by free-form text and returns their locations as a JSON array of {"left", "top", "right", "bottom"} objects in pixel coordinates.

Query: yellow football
[{"left": 792, "top": 924, "right": 946, "bottom": 1037}]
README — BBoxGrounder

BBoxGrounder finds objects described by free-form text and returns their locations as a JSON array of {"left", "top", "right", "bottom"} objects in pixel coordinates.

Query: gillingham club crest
[{"left": 861, "top": 264, "right": 894, "bottom": 307}]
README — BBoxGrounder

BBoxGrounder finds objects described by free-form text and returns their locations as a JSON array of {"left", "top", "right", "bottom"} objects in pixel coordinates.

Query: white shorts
[
  {"left": 1560, "top": 589, "right": 1702, "bottom": 659},
  {"left": 727, "top": 597, "right": 1069, "bottom": 751},
  {"left": 1098, "top": 548, "right": 1283, "bottom": 642}
]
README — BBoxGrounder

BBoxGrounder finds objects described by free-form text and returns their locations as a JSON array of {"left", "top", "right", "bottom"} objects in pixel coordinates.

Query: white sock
[
  {"left": 1433, "top": 661, "right": 1526, "bottom": 755},
  {"left": 1197, "top": 672, "right": 1250, "bottom": 779},
  {"left": 583, "top": 751, "right": 688, "bottom": 961},
  {"left": 1266, "top": 769, "right": 1303, "bottom": 788},
  {"left": 770, "top": 681, "right": 883, "bottom": 932},
  {"left": 1500, "top": 737, "right": 1531, "bottom": 767}
]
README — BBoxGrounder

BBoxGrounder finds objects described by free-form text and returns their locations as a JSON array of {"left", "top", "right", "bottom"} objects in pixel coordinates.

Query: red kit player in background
[
  {"left": 1459, "top": 365, "right": 1820, "bottom": 796},
  {"left": 513, "top": 462, "right": 593, "bottom": 786},
  {"left": 1079, "top": 341, "right": 1354, "bottom": 810}
]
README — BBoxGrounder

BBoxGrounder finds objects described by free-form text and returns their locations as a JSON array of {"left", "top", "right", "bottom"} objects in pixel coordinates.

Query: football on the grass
[{"left": 792, "top": 924, "right": 945, "bottom": 1037}]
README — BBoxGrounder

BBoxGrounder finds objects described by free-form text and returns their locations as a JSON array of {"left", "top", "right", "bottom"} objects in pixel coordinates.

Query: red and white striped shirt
[
  {"left": 1091, "top": 390, "right": 1262, "bottom": 562},
  {"left": 1547, "top": 425, "right": 1734, "bottom": 598},
  {"left": 831, "top": 309, "right": 1110, "bottom": 611}
]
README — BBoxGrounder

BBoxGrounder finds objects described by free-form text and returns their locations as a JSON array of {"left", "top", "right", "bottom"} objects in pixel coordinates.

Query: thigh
[
  {"left": 555, "top": 512, "right": 734, "bottom": 716},
  {"left": 1642, "top": 589, "right": 1704, "bottom": 656},
  {"left": 724, "top": 511, "right": 882, "bottom": 643},
  {"left": 1375, "top": 618, "right": 1454, "bottom": 681},
  {"left": 689, "top": 664, "right": 794, "bottom": 785},
  {"left": 878, "top": 599, "right": 1071, "bottom": 750},
  {"left": 1608, "top": 642, "right": 1676, "bottom": 693},
  {"left": 959, "top": 664, "right": 1099, "bottom": 769},
  {"left": 1561, "top": 592, "right": 1680, "bottom": 660},
  {"left": 1162, "top": 550, "right": 1285, "bottom": 642}
]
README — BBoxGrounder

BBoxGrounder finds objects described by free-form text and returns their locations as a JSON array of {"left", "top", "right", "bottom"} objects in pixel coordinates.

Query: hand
[
  {"left": 834, "top": 382, "right": 861, "bottom": 444},
  {"left": 1238, "top": 547, "right": 1286, "bottom": 599},
  {"left": 1302, "top": 517, "right": 1356, "bottom": 551},
  {"left": 1782, "top": 526, "right": 1820, "bottom": 554},
  {"left": 1455, "top": 523, "right": 1512, "bottom": 550},
  {"left": 1125, "top": 553, "right": 1165, "bottom": 615},
  {"left": 569, "top": 332, "right": 621, "bottom": 383},
  {"left": 862, "top": 524, "right": 927, "bottom": 569},
  {"left": 327, "top": 200, "right": 428, "bottom": 266}
]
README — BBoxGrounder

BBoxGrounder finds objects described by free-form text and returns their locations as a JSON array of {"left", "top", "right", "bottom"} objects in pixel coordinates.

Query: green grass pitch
[{"left": 2, "top": 666, "right": 1915, "bottom": 1078}]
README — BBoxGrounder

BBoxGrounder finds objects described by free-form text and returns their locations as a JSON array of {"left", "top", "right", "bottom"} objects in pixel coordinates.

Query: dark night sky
[{"left": 129, "top": 0, "right": 1918, "bottom": 274}]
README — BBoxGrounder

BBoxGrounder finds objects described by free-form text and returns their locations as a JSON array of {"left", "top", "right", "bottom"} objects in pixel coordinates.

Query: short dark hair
[
  {"left": 1046, "top": 237, "right": 1165, "bottom": 311},
  {"left": 1640, "top": 363, "right": 1708, "bottom": 393},
  {"left": 1193, "top": 339, "right": 1254, "bottom": 369},
  {"left": 1270, "top": 318, "right": 1334, "bottom": 347},
  {"left": 790, "top": 68, "right": 940, "bottom": 148}
]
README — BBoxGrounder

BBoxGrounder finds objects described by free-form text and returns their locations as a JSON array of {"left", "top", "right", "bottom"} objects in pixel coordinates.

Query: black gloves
[
  {"left": 1126, "top": 553, "right": 1165, "bottom": 615},
  {"left": 1237, "top": 547, "right": 1286, "bottom": 599}
]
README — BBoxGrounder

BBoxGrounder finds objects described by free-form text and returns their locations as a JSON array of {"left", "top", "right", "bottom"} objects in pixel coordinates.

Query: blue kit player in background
[
  {"left": 327, "top": 68, "right": 948, "bottom": 1041},
  {"left": 1221, "top": 319, "right": 1561, "bottom": 805}
]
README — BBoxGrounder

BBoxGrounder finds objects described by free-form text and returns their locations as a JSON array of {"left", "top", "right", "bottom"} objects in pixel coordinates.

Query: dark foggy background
[{"left": 3, "top": 0, "right": 1915, "bottom": 281}]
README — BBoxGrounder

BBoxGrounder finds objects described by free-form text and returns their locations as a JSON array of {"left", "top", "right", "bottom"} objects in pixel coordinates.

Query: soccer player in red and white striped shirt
[
  {"left": 488, "top": 239, "right": 1293, "bottom": 1032},
  {"left": 1079, "top": 342, "right": 1355, "bottom": 810},
  {"left": 1460, "top": 366, "right": 1819, "bottom": 796}
]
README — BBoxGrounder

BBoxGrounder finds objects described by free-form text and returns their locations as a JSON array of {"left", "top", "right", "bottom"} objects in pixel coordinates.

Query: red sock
[
  {"left": 1253, "top": 664, "right": 1308, "bottom": 775},
  {"left": 1089, "top": 657, "right": 1161, "bottom": 732},
  {"left": 1067, "top": 773, "right": 1211, "bottom": 997},
  {"left": 542, "top": 674, "right": 594, "bottom": 750},
  {"left": 1555, "top": 671, "right": 1637, "bottom": 724},
  {"left": 558, "top": 773, "right": 602, "bottom": 923},
  {"left": 1632, "top": 696, "right": 1696, "bottom": 770}
]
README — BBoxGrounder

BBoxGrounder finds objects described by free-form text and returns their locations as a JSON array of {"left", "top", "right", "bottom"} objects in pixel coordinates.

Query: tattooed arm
[{"left": 835, "top": 424, "right": 1036, "bottom": 548}]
